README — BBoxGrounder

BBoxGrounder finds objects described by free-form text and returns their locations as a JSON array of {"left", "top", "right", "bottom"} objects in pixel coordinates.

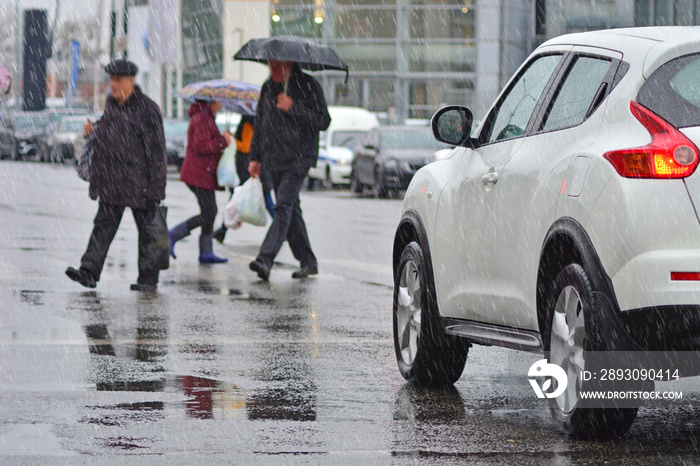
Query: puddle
[{"left": 17, "top": 290, "right": 45, "bottom": 306}]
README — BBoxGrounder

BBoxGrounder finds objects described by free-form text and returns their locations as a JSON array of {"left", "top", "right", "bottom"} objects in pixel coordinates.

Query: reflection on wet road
[{"left": 1, "top": 162, "right": 700, "bottom": 463}]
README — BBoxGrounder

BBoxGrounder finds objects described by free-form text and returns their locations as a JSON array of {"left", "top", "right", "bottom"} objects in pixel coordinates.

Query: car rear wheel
[
  {"left": 350, "top": 168, "right": 363, "bottom": 194},
  {"left": 393, "top": 241, "right": 468, "bottom": 386},
  {"left": 544, "top": 263, "right": 638, "bottom": 439},
  {"left": 51, "top": 146, "right": 63, "bottom": 164}
]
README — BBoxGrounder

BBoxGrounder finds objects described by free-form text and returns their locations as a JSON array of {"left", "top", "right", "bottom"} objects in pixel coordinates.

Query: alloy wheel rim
[
  {"left": 396, "top": 259, "right": 421, "bottom": 366},
  {"left": 549, "top": 285, "right": 586, "bottom": 414}
]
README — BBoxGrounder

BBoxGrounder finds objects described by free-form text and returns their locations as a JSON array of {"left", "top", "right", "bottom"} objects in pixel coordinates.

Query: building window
[{"left": 635, "top": 0, "right": 700, "bottom": 26}]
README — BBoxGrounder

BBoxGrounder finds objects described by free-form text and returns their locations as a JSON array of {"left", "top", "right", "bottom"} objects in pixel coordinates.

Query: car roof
[
  {"left": 541, "top": 27, "right": 700, "bottom": 77},
  {"left": 380, "top": 125, "right": 432, "bottom": 131},
  {"left": 542, "top": 27, "right": 700, "bottom": 49}
]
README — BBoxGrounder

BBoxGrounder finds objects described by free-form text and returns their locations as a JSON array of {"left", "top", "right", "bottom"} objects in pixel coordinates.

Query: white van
[{"left": 308, "top": 106, "right": 379, "bottom": 188}]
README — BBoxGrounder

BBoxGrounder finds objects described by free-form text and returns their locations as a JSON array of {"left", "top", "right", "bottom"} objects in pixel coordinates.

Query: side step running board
[{"left": 445, "top": 322, "right": 543, "bottom": 353}]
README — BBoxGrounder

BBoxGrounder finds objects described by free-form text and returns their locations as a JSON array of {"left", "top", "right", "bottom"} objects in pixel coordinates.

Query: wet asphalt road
[{"left": 2, "top": 161, "right": 700, "bottom": 464}]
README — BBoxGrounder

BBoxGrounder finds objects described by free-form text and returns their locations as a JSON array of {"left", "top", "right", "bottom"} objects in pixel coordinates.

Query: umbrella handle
[{"left": 283, "top": 78, "right": 289, "bottom": 96}]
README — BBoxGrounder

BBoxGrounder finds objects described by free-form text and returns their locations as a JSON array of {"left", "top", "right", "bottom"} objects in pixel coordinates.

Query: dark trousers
[
  {"left": 185, "top": 185, "right": 217, "bottom": 235},
  {"left": 256, "top": 167, "right": 316, "bottom": 268},
  {"left": 81, "top": 202, "right": 159, "bottom": 285},
  {"left": 236, "top": 152, "right": 250, "bottom": 186}
]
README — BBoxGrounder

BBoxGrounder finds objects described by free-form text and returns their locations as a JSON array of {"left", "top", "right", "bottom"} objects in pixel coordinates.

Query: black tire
[
  {"left": 350, "top": 169, "right": 363, "bottom": 194},
  {"left": 325, "top": 166, "right": 333, "bottom": 189},
  {"left": 10, "top": 140, "right": 19, "bottom": 161},
  {"left": 393, "top": 241, "right": 468, "bottom": 386},
  {"left": 543, "top": 263, "right": 638, "bottom": 439},
  {"left": 307, "top": 176, "right": 316, "bottom": 191},
  {"left": 375, "top": 167, "right": 389, "bottom": 198},
  {"left": 51, "top": 146, "right": 63, "bottom": 164}
]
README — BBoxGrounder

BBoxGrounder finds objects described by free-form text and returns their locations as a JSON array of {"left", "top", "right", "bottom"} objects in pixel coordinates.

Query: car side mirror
[
  {"left": 431, "top": 106, "right": 473, "bottom": 147},
  {"left": 365, "top": 144, "right": 378, "bottom": 153}
]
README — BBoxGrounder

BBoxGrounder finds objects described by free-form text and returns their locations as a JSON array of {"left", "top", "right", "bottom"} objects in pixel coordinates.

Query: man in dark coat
[
  {"left": 248, "top": 61, "right": 331, "bottom": 281},
  {"left": 65, "top": 59, "right": 167, "bottom": 291}
]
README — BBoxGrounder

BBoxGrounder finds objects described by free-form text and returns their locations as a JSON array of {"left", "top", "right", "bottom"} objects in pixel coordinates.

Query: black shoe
[
  {"left": 130, "top": 283, "right": 158, "bottom": 291},
  {"left": 249, "top": 260, "right": 270, "bottom": 281},
  {"left": 213, "top": 226, "right": 227, "bottom": 244},
  {"left": 292, "top": 264, "right": 318, "bottom": 279},
  {"left": 65, "top": 267, "right": 96, "bottom": 288}
]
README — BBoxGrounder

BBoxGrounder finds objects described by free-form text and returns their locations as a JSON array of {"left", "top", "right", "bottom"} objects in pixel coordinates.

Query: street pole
[
  {"left": 166, "top": 63, "right": 172, "bottom": 118},
  {"left": 15, "top": 0, "right": 20, "bottom": 110},
  {"left": 176, "top": 0, "right": 183, "bottom": 119},
  {"left": 94, "top": 0, "right": 104, "bottom": 112},
  {"left": 233, "top": 28, "right": 244, "bottom": 81},
  {"left": 49, "top": 0, "right": 61, "bottom": 100}
]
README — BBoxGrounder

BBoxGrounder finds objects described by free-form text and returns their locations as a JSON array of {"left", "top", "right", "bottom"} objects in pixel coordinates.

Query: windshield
[
  {"left": 383, "top": 128, "right": 446, "bottom": 149},
  {"left": 15, "top": 114, "right": 52, "bottom": 130},
  {"left": 59, "top": 119, "right": 85, "bottom": 133},
  {"left": 164, "top": 120, "right": 189, "bottom": 139},
  {"left": 331, "top": 131, "right": 366, "bottom": 148}
]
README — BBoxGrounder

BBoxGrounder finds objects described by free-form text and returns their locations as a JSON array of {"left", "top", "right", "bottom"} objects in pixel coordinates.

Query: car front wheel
[
  {"left": 544, "top": 263, "right": 638, "bottom": 439},
  {"left": 10, "top": 141, "right": 19, "bottom": 161},
  {"left": 393, "top": 241, "right": 468, "bottom": 386}
]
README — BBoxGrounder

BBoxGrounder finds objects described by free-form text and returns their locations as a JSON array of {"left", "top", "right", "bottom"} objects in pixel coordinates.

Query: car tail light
[
  {"left": 603, "top": 101, "right": 699, "bottom": 179},
  {"left": 671, "top": 272, "right": 700, "bottom": 281}
]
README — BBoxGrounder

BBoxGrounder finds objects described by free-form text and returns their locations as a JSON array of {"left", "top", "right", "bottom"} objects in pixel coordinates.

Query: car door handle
[{"left": 481, "top": 169, "right": 499, "bottom": 185}]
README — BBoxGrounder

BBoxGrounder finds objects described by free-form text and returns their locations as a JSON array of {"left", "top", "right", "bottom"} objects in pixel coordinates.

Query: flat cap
[{"left": 104, "top": 59, "right": 138, "bottom": 77}]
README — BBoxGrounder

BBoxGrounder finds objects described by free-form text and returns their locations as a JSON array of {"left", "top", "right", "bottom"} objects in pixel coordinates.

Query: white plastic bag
[
  {"left": 217, "top": 145, "right": 239, "bottom": 188},
  {"left": 224, "top": 177, "right": 268, "bottom": 228}
]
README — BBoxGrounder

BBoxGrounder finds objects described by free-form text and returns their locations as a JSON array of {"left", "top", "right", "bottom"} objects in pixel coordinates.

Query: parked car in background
[
  {"left": 0, "top": 111, "right": 53, "bottom": 160},
  {"left": 37, "top": 116, "right": 87, "bottom": 163},
  {"left": 46, "top": 107, "right": 89, "bottom": 125},
  {"left": 71, "top": 113, "right": 102, "bottom": 168},
  {"left": 392, "top": 27, "right": 700, "bottom": 439},
  {"left": 215, "top": 112, "right": 242, "bottom": 133},
  {"left": 164, "top": 119, "right": 189, "bottom": 170},
  {"left": 351, "top": 125, "right": 448, "bottom": 197},
  {"left": 308, "top": 106, "right": 379, "bottom": 189}
]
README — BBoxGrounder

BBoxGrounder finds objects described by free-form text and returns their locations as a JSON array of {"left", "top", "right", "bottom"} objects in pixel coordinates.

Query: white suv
[{"left": 392, "top": 27, "right": 700, "bottom": 438}]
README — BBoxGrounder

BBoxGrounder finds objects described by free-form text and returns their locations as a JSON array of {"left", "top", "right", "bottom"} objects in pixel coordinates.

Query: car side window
[
  {"left": 483, "top": 54, "right": 562, "bottom": 144},
  {"left": 541, "top": 56, "right": 612, "bottom": 132}
]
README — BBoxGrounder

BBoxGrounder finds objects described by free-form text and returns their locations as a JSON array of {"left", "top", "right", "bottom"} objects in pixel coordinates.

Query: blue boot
[
  {"left": 169, "top": 222, "right": 191, "bottom": 259},
  {"left": 199, "top": 234, "right": 228, "bottom": 264}
]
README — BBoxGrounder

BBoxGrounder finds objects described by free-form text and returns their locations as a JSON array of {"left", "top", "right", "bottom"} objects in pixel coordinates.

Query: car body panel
[
  {"left": 310, "top": 106, "right": 379, "bottom": 185},
  {"left": 354, "top": 126, "right": 447, "bottom": 192}
]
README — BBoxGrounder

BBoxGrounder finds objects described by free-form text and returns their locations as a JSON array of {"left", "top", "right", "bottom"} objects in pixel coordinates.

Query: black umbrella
[{"left": 234, "top": 35, "right": 349, "bottom": 83}]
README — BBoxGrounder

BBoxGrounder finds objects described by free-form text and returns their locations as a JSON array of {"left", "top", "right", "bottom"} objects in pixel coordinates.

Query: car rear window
[{"left": 637, "top": 53, "right": 700, "bottom": 128}]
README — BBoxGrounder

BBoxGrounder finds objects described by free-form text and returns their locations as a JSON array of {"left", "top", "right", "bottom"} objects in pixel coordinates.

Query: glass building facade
[
  {"left": 635, "top": 0, "right": 700, "bottom": 25},
  {"left": 270, "top": 0, "right": 477, "bottom": 120},
  {"left": 181, "top": 0, "right": 224, "bottom": 84}
]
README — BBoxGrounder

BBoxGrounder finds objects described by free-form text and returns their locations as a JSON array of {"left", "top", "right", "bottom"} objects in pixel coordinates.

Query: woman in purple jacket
[{"left": 169, "top": 100, "right": 232, "bottom": 263}]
